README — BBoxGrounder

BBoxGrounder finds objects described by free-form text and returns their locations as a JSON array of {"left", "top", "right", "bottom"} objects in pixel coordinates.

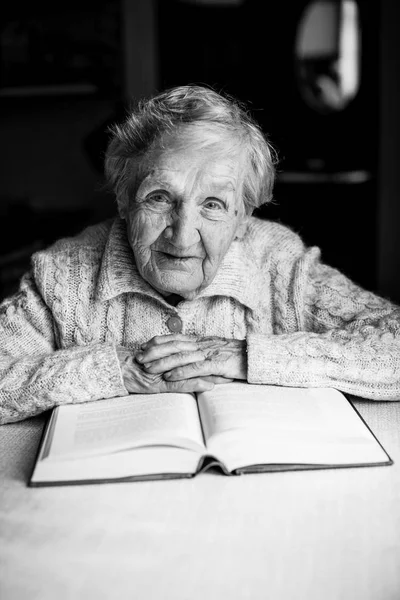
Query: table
[{"left": 1, "top": 399, "right": 400, "bottom": 600}]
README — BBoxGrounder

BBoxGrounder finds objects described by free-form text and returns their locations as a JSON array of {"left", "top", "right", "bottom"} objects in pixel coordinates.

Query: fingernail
[
  {"left": 136, "top": 353, "right": 144, "bottom": 362},
  {"left": 164, "top": 372, "right": 172, "bottom": 379},
  {"left": 143, "top": 363, "right": 151, "bottom": 369}
]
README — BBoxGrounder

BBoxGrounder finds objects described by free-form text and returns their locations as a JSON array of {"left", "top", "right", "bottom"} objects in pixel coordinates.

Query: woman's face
[{"left": 125, "top": 128, "right": 247, "bottom": 300}]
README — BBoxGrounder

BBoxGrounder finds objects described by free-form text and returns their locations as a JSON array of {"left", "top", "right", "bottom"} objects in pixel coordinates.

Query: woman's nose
[{"left": 164, "top": 206, "right": 200, "bottom": 248}]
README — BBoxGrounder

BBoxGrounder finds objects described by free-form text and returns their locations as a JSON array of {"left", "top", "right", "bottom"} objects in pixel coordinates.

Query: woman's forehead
[
  {"left": 155, "top": 123, "right": 242, "bottom": 161},
  {"left": 146, "top": 129, "right": 242, "bottom": 178},
  {"left": 142, "top": 151, "right": 240, "bottom": 193}
]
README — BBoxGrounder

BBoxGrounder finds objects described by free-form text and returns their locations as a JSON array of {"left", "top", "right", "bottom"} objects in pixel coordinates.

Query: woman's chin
[{"left": 148, "top": 271, "right": 204, "bottom": 300}]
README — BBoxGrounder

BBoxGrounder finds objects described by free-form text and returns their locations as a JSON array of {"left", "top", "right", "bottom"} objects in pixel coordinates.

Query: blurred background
[{"left": 0, "top": 0, "right": 399, "bottom": 303}]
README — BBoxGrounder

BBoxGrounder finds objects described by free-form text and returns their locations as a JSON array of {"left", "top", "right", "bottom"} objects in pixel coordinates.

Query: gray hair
[{"left": 104, "top": 85, "right": 278, "bottom": 217}]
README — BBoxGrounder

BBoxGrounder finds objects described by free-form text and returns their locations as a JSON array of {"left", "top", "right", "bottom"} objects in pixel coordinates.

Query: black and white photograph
[{"left": 1, "top": 1, "right": 400, "bottom": 599}]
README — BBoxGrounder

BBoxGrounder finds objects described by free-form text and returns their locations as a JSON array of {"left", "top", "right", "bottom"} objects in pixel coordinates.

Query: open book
[{"left": 30, "top": 382, "right": 392, "bottom": 486}]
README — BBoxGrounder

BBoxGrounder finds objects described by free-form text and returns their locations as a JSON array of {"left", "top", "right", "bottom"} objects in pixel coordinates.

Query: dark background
[{"left": 0, "top": 0, "right": 399, "bottom": 302}]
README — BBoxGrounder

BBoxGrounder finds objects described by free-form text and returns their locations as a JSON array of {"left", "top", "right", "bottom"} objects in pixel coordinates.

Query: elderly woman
[{"left": 1, "top": 85, "right": 400, "bottom": 424}]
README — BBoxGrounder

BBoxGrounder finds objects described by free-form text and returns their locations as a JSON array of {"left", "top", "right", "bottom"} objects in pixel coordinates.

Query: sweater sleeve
[
  {"left": 247, "top": 255, "right": 400, "bottom": 400},
  {"left": 0, "top": 273, "right": 128, "bottom": 424}
]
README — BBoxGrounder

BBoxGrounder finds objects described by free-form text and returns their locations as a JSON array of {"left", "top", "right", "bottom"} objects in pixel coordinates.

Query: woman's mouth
[
  {"left": 158, "top": 249, "right": 201, "bottom": 260},
  {"left": 155, "top": 251, "right": 202, "bottom": 270}
]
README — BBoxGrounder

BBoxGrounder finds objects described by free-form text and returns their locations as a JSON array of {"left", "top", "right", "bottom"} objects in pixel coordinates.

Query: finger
[
  {"left": 201, "top": 376, "right": 234, "bottom": 384},
  {"left": 163, "top": 360, "right": 222, "bottom": 382},
  {"left": 142, "top": 350, "right": 205, "bottom": 374},
  {"left": 140, "top": 334, "right": 196, "bottom": 351},
  {"left": 164, "top": 378, "right": 215, "bottom": 394},
  {"left": 137, "top": 340, "right": 198, "bottom": 364}
]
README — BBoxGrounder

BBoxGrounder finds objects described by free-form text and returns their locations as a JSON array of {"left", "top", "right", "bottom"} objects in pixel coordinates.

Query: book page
[
  {"left": 197, "top": 382, "right": 389, "bottom": 471},
  {"left": 31, "top": 446, "right": 202, "bottom": 484},
  {"left": 45, "top": 393, "right": 205, "bottom": 460}
]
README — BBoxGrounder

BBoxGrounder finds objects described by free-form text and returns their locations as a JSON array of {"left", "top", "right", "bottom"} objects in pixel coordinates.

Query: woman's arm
[
  {"left": 247, "top": 261, "right": 400, "bottom": 400},
  {"left": 0, "top": 273, "right": 127, "bottom": 424},
  {"left": 135, "top": 258, "right": 400, "bottom": 401}
]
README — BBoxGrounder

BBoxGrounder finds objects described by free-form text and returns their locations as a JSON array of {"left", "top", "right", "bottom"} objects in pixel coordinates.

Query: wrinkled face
[{"left": 125, "top": 128, "right": 247, "bottom": 300}]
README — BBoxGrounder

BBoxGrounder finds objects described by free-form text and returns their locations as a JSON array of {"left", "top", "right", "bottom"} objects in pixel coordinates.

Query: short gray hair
[{"left": 105, "top": 85, "right": 278, "bottom": 217}]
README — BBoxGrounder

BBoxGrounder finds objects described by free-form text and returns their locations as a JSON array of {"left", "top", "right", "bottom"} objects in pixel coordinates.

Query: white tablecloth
[{"left": 1, "top": 399, "right": 400, "bottom": 600}]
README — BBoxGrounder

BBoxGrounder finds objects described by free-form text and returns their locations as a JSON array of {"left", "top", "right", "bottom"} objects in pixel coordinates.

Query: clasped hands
[{"left": 117, "top": 334, "right": 247, "bottom": 394}]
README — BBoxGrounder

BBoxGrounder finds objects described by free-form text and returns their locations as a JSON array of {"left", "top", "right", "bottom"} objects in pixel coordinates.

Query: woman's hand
[
  {"left": 135, "top": 334, "right": 247, "bottom": 384},
  {"left": 116, "top": 346, "right": 216, "bottom": 394}
]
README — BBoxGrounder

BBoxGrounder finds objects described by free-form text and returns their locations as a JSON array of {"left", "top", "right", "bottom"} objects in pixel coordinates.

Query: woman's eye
[
  {"left": 147, "top": 192, "right": 169, "bottom": 204},
  {"left": 204, "top": 198, "right": 224, "bottom": 210}
]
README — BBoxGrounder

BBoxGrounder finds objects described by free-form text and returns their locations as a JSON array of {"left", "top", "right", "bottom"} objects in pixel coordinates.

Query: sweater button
[{"left": 167, "top": 316, "right": 183, "bottom": 333}]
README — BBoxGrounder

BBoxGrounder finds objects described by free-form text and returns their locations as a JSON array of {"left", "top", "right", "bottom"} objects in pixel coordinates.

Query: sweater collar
[{"left": 96, "top": 218, "right": 261, "bottom": 310}]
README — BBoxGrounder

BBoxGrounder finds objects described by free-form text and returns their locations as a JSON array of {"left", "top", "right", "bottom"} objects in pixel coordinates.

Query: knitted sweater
[{"left": 1, "top": 217, "right": 400, "bottom": 424}]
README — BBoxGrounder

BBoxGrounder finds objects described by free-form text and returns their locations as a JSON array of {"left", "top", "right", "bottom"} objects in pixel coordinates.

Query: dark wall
[
  {"left": 0, "top": 0, "right": 122, "bottom": 298},
  {"left": 377, "top": 0, "right": 400, "bottom": 300}
]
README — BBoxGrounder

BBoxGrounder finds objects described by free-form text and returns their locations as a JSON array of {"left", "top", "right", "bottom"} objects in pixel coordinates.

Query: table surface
[{"left": 1, "top": 398, "right": 400, "bottom": 600}]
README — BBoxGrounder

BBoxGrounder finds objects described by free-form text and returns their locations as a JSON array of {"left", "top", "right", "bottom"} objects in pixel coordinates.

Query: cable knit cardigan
[{"left": 1, "top": 216, "right": 400, "bottom": 424}]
